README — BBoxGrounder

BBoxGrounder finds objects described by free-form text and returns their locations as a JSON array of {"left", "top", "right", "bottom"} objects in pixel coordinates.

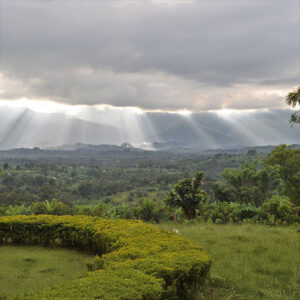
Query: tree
[
  {"left": 212, "top": 182, "right": 232, "bottom": 203},
  {"left": 48, "top": 199, "right": 69, "bottom": 215},
  {"left": 39, "top": 183, "right": 56, "bottom": 201},
  {"left": 286, "top": 86, "right": 300, "bottom": 125},
  {"left": 220, "top": 162, "right": 279, "bottom": 206},
  {"left": 140, "top": 199, "right": 156, "bottom": 222},
  {"left": 165, "top": 171, "right": 208, "bottom": 219},
  {"left": 264, "top": 145, "right": 300, "bottom": 206}
]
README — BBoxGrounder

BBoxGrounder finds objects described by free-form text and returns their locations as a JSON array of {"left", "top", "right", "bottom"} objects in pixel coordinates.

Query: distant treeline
[{"left": 0, "top": 145, "right": 299, "bottom": 225}]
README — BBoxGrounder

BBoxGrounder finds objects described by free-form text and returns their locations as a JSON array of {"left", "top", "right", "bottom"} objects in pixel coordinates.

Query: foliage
[
  {"left": 220, "top": 162, "right": 280, "bottom": 206},
  {"left": 5, "top": 204, "right": 31, "bottom": 216},
  {"left": 211, "top": 182, "right": 233, "bottom": 203},
  {"left": 195, "top": 197, "right": 299, "bottom": 225},
  {"left": 0, "top": 148, "right": 258, "bottom": 208},
  {"left": 286, "top": 86, "right": 300, "bottom": 125},
  {"left": 29, "top": 268, "right": 164, "bottom": 300},
  {"left": 0, "top": 146, "right": 297, "bottom": 225},
  {"left": 256, "top": 195, "right": 299, "bottom": 225},
  {"left": 32, "top": 201, "right": 49, "bottom": 215},
  {"left": 86, "top": 255, "right": 104, "bottom": 271},
  {"left": 197, "top": 198, "right": 299, "bottom": 225},
  {"left": 264, "top": 145, "right": 300, "bottom": 205},
  {"left": 197, "top": 201, "right": 258, "bottom": 224},
  {"left": 0, "top": 215, "right": 211, "bottom": 299},
  {"left": 31, "top": 199, "right": 74, "bottom": 216},
  {"left": 0, "top": 206, "right": 6, "bottom": 216},
  {"left": 166, "top": 171, "right": 208, "bottom": 219}
]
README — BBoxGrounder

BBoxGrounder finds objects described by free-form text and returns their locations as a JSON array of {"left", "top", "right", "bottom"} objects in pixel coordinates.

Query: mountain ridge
[{"left": 0, "top": 107, "right": 298, "bottom": 150}]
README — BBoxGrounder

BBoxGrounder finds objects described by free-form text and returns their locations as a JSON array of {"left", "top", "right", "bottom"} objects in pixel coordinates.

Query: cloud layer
[{"left": 0, "top": 0, "right": 299, "bottom": 111}]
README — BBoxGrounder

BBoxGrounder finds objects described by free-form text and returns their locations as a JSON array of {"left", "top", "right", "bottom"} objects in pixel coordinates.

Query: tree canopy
[
  {"left": 264, "top": 145, "right": 300, "bottom": 206},
  {"left": 216, "top": 162, "right": 279, "bottom": 207},
  {"left": 165, "top": 171, "right": 208, "bottom": 219}
]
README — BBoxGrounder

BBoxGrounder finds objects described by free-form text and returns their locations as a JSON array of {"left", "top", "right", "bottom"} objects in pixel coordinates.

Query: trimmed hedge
[{"left": 0, "top": 215, "right": 211, "bottom": 299}]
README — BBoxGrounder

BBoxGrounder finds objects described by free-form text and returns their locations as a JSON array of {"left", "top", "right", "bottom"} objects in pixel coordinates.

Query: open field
[
  {"left": 0, "top": 246, "right": 91, "bottom": 299},
  {"left": 158, "top": 223, "right": 300, "bottom": 300},
  {"left": 0, "top": 223, "right": 299, "bottom": 300}
]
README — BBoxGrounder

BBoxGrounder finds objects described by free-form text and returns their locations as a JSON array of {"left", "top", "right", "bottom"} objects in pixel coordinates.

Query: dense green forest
[
  {"left": 0, "top": 146, "right": 257, "bottom": 207},
  {"left": 0, "top": 145, "right": 299, "bottom": 225}
]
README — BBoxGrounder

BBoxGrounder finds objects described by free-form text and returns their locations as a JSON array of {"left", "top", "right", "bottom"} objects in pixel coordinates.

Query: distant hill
[
  {"left": 0, "top": 108, "right": 121, "bottom": 150},
  {"left": 146, "top": 109, "right": 300, "bottom": 150},
  {"left": 0, "top": 107, "right": 298, "bottom": 150}
]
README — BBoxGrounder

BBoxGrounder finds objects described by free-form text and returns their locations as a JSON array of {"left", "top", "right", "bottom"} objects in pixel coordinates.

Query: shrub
[
  {"left": 0, "top": 206, "right": 6, "bottom": 216},
  {"left": 256, "top": 195, "right": 299, "bottom": 225},
  {"left": 197, "top": 202, "right": 257, "bottom": 224},
  {"left": 86, "top": 255, "right": 104, "bottom": 271},
  {"left": 32, "top": 202, "right": 48, "bottom": 215},
  {"left": 0, "top": 215, "right": 211, "bottom": 299},
  {"left": 166, "top": 171, "right": 208, "bottom": 219},
  {"left": 140, "top": 199, "right": 156, "bottom": 221}
]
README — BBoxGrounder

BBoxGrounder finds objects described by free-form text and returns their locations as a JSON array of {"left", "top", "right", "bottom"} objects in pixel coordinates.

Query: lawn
[
  {"left": 158, "top": 223, "right": 300, "bottom": 300},
  {"left": 0, "top": 246, "right": 91, "bottom": 299}
]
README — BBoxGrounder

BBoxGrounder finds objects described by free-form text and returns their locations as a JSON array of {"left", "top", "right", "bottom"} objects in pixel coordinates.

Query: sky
[{"left": 0, "top": 0, "right": 299, "bottom": 113}]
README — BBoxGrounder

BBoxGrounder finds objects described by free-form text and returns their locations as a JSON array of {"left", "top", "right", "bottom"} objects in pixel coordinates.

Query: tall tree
[
  {"left": 220, "top": 162, "right": 279, "bottom": 207},
  {"left": 264, "top": 145, "right": 300, "bottom": 206}
]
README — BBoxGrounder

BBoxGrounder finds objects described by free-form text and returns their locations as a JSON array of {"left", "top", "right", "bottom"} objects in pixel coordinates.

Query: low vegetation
[
  {"left": 0, "top": 246, "right": 90, "bottom": 299},
  {"left": 159, "top": 223, "right": 300, "bottom": 300},
  {"left": 0, "top": 215, "right": 211, "bottom": 299}
]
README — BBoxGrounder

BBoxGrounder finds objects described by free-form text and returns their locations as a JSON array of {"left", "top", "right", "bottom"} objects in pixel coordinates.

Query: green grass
[
  {"left": 1, "top": 224, "right": 299, "bottom": 300},
  {"left": 0, "top": 246, "right": 92, "bottom": 299},
  {"left": 158, "top": 223, "right": 300, "bottom": 300}
]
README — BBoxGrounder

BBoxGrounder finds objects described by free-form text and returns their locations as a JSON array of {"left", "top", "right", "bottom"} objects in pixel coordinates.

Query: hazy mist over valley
[{"left": 0, "top": 105, "right": 298, "bottom": 150}]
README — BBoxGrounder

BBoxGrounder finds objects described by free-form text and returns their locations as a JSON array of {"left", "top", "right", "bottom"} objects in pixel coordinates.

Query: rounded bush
[
  {"left": 0, "top": 215, "right": 211, "bottom": 299},
  {"left": 256, "top": 196, "right": 299, "bottom": 225}
]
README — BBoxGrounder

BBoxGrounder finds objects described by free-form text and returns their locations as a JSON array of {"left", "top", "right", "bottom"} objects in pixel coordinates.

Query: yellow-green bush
[{"left": 0, "top": 215, "right": 211, "bottom": 299}]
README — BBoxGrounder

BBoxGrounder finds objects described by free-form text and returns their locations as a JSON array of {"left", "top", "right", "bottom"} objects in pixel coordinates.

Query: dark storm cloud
[{"left": 0, "top": 0, "right": 299, "bottom": 110}]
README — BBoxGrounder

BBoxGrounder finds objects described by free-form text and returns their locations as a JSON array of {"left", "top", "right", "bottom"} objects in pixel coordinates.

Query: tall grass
[
  {"left": 0, "top": 246, "right": 91, "bottom": 299},
  {"left": 158, "top": 223, "right": 300, "bottom": 300}
]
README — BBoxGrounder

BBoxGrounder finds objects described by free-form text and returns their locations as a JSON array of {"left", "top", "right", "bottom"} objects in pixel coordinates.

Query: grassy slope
[
  {"left": 158, "top": 223, "right": 300, "bottom": 300},
  {"left": 0, "top": 246, "right": 91, "bottom": 299}
]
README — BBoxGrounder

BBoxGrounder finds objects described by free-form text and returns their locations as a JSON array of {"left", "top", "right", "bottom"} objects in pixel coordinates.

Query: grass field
[
  {"left": 0, "top": 246, "right": 91, "bottom": 299},
  {"left": 0, "top": 224, "right": 299, "bottom": 300},
  {"left": 158, "top": 223, "right": 300, "bottom": 300}
]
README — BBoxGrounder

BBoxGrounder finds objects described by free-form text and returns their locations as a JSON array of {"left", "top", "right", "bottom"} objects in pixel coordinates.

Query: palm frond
[{"left": 286, "top": 87, "right": 300, "bottom": 107}]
